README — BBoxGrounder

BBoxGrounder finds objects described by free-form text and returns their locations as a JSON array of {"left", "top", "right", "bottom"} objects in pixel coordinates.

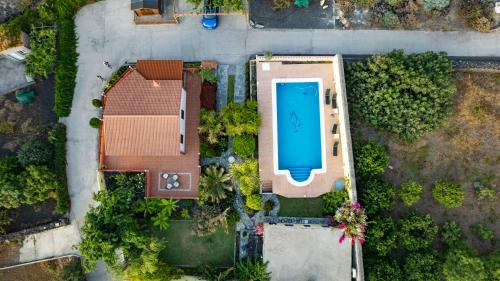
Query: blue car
[{"left": 202, "top": 6, "right": 219, "bottom": 29}]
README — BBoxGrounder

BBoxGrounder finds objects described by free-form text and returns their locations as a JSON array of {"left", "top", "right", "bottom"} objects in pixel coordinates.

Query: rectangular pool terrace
[{"left": 257, "top": 57, "right": 350, "bottom": 198}]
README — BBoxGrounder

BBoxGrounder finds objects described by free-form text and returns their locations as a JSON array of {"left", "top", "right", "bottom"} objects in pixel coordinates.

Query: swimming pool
[{"left": 272, "top": 78, "right": 326, "bottom": 186}]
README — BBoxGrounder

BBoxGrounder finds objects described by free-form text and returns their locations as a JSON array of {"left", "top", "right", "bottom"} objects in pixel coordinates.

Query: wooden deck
[{"left": 256, "top": 59, "right": 344, "bottom": 198}]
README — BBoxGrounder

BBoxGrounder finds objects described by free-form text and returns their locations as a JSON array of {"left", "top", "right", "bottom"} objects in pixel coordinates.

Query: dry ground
[{"left": 352, "top": 71, "right": 499, "bottom": 254}]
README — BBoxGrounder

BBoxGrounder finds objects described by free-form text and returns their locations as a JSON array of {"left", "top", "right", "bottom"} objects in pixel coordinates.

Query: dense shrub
[
  {"left": 365, "top": 217, "right": 397, "bottom": 256},
  {"left": 0, "top": 157, "right": 23, "bottom": 209},
  {"left": 235, "top": 259, "right": 271, "bottom": 281},
  {"left": 232, "top": 134, "right": 255, "bottom": 158},
  {"left": 432, "top": 181, "right": 464, "bottom": 208},
  {"left": 382, "top": 11, "right": 400, "bottom": 28},
  {"left": 385, "top": 0, "right": 401, "bottom": 7},
  {"left": 404, "top": 252, "right": 442, "bottom": 281},
  {"left": 200, "top": 83, "right": 217, "bottom": 110},
  {"left": 92, "top": 99, "right": 102, "bottom": 108},
  {"left": 346, "top": 50, "right": 455, "bottom": 142},
  {"left": 200, "top": 138, "right": 227, "bottom": 158},
  {"left": 80, "top": 174, "right": 179, "bottom": 278},
  {"left": 422, "top": 0, "right": 450, "bottom": 11},
  {"left": 272, "top": 0, "right": 293, "bottom": 10},
  {"left": 399, "top": 181, "right": 423, "bottom": 206},
  {"left": 443, "top": 248, "right": 487, "bottom": 281},
  {"left": 359, "top": 178, "right": 395, "bottom": 215},
  {"left": 25, "top": 28, "right": 57, "bottom": 78},
  {"left": 199, "top": 109, "right": 224, "bottom": 144},
  {"left": 462, "top": 1, "right": 493, "bottom": 33},
  {"left": 365, "top": 259, "right": 403, "bottom": 281},
  {"left": 54, "top": 19, "right": 78, "bottom": 117},
  {"left": 221, "top": 100, "right": 261, "bottom": 137},
  {"left": 321, "top": 189, "right": 349, "bottom": 215},
  {"left": 441, "top": 221, "right": 463, "bottom": 247},
  {"left": 353, "top": 141, "right": 389, "bottom": 177},
  {"left": 56, "top": 259, "right": 86, "bottom": 281},
  {"left": 198, "top": 67, "right": 217, "bottom": 84},
  {"left": 89, "top": 117, "right": 101, "bottom": 128},
  {"left": 469, "top": 223, "right": 494, "bottom": 241},
  {"left": 230, "top": 159, "right": 259, "bottom": 197},
  {"left": 17, "top": 136, "right": 53, "bottom": 167},
  {"left": 49, "top": 123, "right": 70, "bottom": 213},
  {"left": 0, "top": 209, "right": 11, "bottom": 235},
  {"left": 482, "top": 250, "right": 500, "bottom": 281},
  {"left": 21, "top": 165, "right": 58, "bottom": 205},
  {"left": 246, "top": 194, "right": 262, "bottom": 211},
  {"left": 398, "top": 212, "right": 438, "bottom": 251}
]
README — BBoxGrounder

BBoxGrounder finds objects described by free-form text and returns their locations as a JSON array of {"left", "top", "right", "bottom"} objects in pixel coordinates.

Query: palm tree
[
  {"left": 199, "top": 109, "right": 224, "bottom": 144},
  {"left": 199, "top": 165, "right": 232, "bottom": 204},
  {"left": 235, "top": 259, "right": 271, "bottom": 281}
]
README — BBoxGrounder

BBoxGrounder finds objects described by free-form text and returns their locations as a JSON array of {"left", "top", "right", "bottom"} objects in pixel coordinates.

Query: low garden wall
[{"left": 0, "top": 217, "right": 70, "bottom": 242}]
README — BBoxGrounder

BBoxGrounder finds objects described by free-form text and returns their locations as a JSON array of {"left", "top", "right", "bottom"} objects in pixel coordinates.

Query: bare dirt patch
[
  {"left": 0, "top": 256, "right": 81, "bottom": 281},
  {"left": 352, "top": 71, "right": 499, "bottom": 255}
]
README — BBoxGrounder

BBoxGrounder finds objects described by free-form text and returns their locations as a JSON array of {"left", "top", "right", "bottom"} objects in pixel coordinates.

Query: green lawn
[
  {"left": 227, "top": 75, "right": 235, "bottom": 104},
  {"left": 161, "top": 220, "right": 235, "bottom": 267},
  {"left": 277, "top": 196, "right": 324, "bottom": 217}
]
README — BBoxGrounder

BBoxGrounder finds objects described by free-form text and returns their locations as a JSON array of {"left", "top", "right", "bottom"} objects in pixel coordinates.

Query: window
[
  {"left": 181, "top": 110, "right": 184, "bottom": 119},
  {"left": 180, "top": 134, "right": 184, "bottom": 144}
]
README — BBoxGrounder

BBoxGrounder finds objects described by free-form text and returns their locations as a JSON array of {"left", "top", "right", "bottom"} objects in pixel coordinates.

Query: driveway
[{"left": 51, "top": 0, "right": 498, "bottom": 279}]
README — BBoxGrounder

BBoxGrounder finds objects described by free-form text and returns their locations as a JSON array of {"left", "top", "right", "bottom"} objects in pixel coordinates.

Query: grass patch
[
  {"left": 277, "top": 196, "right": 323, "bottom": 217},
  {"left": 161, "top": 220, "right": 235, "bottom": 267},
  {"left": 227, "top": 75, "right": 235, "bottom": 104}
]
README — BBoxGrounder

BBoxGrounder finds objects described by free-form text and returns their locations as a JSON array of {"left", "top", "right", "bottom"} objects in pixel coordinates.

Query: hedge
[
  {"left": 54, "top": 18, "right": 78, "bottom": 117},
  {"left": 51, "top": 123, "right": 71, "bottom": 213}
]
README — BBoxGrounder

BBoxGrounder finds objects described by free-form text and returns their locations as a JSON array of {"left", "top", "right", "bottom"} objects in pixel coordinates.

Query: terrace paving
[{"left": 256, "top": 59, "right": 344, "bottom": 198}]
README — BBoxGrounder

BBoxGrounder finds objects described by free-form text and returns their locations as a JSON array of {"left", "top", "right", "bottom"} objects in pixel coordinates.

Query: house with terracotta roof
[{"left": 99, "top": 60, "right": 201, "bottom": 199}]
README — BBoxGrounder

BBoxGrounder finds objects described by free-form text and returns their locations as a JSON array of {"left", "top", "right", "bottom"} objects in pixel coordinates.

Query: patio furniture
[
  {"left": 332, "top": 94, "right": 337, "bottom": 109},
  {"left": 332, "top": 124, "right": 338, "bottom": 134},
  {"left": 165, "top": 173, "right": 180, "bottom": 189},
  {"left": 325, "top": 89, "right": 331, "bottom": 105},
  {"left": 333, "top": 141, "right": 339, "bottom": 156},
  {"left": 162, "top": 173, "right": 169, "bottom": 179}
]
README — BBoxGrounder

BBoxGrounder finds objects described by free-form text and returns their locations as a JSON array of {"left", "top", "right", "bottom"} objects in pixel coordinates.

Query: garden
[
  {"left": 345, "top": 50, "right": 499, "bottom": 281},
  {"left": 0, "top": 86, "right": 69, "bottom": 235},
  {"left": 249, "top": 0, "right": 499, "bottom": 32},
  {"left": 80, "top": 172, "right": 271, "bottom": 280}
]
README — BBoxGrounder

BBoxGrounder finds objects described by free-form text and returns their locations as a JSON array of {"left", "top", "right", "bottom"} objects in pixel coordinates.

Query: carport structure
[{"left": 263, "top": 223, "right": 352, "bottom": 281}]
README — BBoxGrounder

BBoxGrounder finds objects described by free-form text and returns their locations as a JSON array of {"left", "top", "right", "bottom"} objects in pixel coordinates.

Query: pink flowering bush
[{"left": 334, "top": 201, "right": 368, "bottom": 244}]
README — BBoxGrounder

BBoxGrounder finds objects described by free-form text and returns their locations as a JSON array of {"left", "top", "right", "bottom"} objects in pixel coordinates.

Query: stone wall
[{"left": 0, "top": 218, "right": 70, "bottom": 243}]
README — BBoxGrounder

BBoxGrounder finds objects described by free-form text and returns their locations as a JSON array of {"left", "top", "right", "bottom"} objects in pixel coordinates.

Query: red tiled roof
[
  {"left": 136, "top": 60, "right": 184, "bottom": 80},
  {"left": 104, "top": 70, "right": 182, "bottom": 116},
  {"left": 103, "top": 116, "right": 180, "bottom": 156}
]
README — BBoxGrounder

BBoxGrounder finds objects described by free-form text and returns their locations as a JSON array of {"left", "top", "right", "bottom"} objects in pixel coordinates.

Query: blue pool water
[{"left": 276, "top": 81, "right": 322, "bottom": 182}]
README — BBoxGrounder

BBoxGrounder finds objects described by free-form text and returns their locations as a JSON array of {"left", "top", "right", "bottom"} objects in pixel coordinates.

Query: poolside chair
[
  {"left": 325, "top": 89, "right": 331, "bottom": 105},
  {"left": 332, "top": 94, "right": 338, "bottom": 109},
  {"left": 332, "top": 124, "right": 338, "bottom": 134},
  {"left": 333, "top": 141, "right": 339, "bottom": 156}
]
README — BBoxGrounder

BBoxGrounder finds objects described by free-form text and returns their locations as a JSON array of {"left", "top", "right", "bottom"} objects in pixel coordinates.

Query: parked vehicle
[{"left": 201, "top": 6, "right": 219, "bottom": 29}]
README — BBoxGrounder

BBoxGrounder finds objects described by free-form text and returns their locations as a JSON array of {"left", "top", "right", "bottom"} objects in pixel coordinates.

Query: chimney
[{"left": 152, "top": 80, "right": 160, "bottom": 87}]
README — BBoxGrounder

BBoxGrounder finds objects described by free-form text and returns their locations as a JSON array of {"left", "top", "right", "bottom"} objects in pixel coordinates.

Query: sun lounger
[
  {"left": 332, "top": 124, "right": 338, "bottom": 134},
  {"left": 325, "top": 89, "right": 331, "bottom": 105},
  {"left": 333, "top": 141, "right": 339, "bottom": 156},
  {"left": 332, "top": 94, "right": 337, "bottom": 109}
]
